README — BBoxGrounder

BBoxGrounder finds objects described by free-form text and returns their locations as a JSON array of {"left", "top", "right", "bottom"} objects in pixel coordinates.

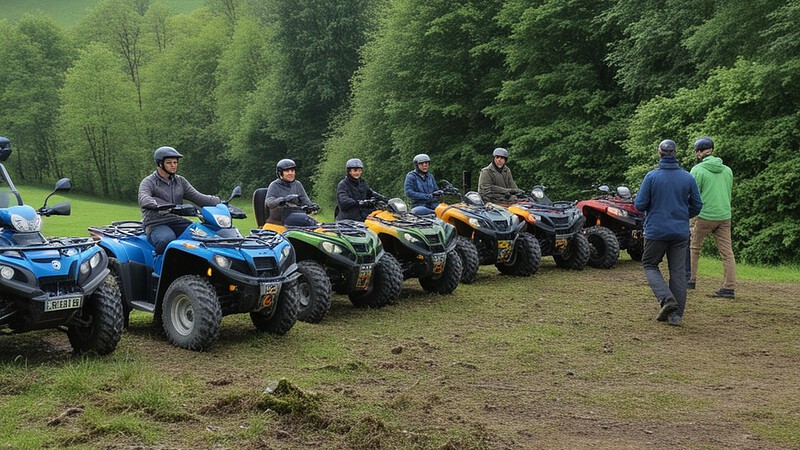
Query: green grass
[{"left": 0, "top": 0, "right": 205, "bottom": 27}]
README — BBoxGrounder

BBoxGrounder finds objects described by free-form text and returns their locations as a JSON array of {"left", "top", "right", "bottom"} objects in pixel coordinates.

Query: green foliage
[{"left": 58, "top": 43, "right": 146, "bottom": 197}]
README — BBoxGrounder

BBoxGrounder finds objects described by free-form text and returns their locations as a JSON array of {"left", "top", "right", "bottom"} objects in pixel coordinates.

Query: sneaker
[
  {"left": 667, "top": 313, "right": 682, "bottom": 326},
  {"left": 656, "top": 296, "right": 678, "bottom": 321},
  {"left": 687, "top": 280, "right": 696, "bottom": 289},
  {"left": 710, "top": 289, "right": 735, "bottom": 299}
]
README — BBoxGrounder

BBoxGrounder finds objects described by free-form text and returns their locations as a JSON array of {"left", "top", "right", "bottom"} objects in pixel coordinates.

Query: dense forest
[{"left": 1, "top": 0, "right": 798, "bottom": 265}]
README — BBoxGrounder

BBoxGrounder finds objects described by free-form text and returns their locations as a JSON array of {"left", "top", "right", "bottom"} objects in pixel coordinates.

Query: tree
[
  {"left": 59, "top": 43, "right": 144, "bottom": 197},
  {"left": 0, "top": 15, "right": 74, "bottom": 183}
]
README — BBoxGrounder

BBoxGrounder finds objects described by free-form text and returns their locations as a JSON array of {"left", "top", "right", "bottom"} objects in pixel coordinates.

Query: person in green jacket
[
  {"left": 478, "top": 147, "right": 525, "bottom": 203},
  {"left": 688, "top": 137, "right": 736, "bottom": 298}
]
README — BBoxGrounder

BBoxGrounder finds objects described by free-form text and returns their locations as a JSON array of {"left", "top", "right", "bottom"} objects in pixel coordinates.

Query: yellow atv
[{"left": 364, "top": 198, "right": 462, "bottom": 295}]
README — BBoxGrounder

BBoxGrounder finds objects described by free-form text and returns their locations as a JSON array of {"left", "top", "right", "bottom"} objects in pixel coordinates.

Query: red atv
[{"left": 576, "top": 185, "right": 644, "bottom": 267}]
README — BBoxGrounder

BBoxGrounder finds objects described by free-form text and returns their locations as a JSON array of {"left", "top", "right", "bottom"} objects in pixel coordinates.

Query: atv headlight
[
  {"left": 280, "top": 245, "right": 292, "bottom": 264},
  {"left": 607, "top": 207, "right": 628, "bottom": 218},
  {"left": 213, "top": 254, "right": 232, "bottom": 269},
  {"left": 510, "top": 215, "right": 520, "bottom": 227},
  {"left": 11, "top": 214, "right": 42, "bottom": 232},
  {"left": 80, "top": 260, "right": 91, "bottom": 275},
  {"left": 401, "top": 233, "right": 421, "bottom": 244},
  {"left": 321, "top": 241, "right": 343, "bottom": 255},
  {"left": 89, "top": 251, "right": 102, "bottom": 269},
  {"left": 0, "top": 265, "right": 14, "bottom": 280},
  {"left": 213, "top": 214, "right": 232, "bottom": 228},
  {"left": 468, "top": 217, "right": 484, "bottom": 228},
  {"left": 533, "top": 214, "right": 542, "bottom": 222}
]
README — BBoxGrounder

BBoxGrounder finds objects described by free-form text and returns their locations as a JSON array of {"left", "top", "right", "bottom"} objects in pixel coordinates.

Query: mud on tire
[
  {"left": 349, "top": 253, "right": 403, "bottom": 308},
  {"left": 496, "top": 232, "right": 541, "bottom": 276},
  {"left": 553, "top": 232, "right": 590, "bottom": 270},
  {"left": 162, "top": 275, "right": 222, "bottom": 351},
  {"left": 67, "top": 275, "right": 124, "bottom": 355},
  {"left": 585, "top": 226, "right": 620, "bottom": 269},
  {"left": 455, "top": 236, "right": 479, "bottom": 284},
  {"left": 419, "top": 248, "right": 462, "bottom": 295},
  {"left": 251, "top": 280, "right": 299, "bottom": 335},
  {"left": 295, "top": 260, "right": 332, "bottom": 323}
]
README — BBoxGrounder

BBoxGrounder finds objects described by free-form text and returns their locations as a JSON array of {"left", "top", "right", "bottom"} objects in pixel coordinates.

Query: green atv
[
  {"left": 364, "top": 198, "right": 463, "bottom": 295},
  {"left": 253, "top": 189, "right": 402, "bottom": 323}
]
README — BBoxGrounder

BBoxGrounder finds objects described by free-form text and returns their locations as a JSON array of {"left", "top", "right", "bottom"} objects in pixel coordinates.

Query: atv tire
[
  {"left": 295, "top": 260, "right": 332, "bottom": 323},
  {"left": 627, "top": 240, "right": 643, "bottom": 261},
  {"left": 456, "top": 237, "right": 479, "bottom": 284},
  {"left": 419, "top": 249, "right": 462, "bottom": 295},
  {"left": 553, "top": 232, "right": 590, "bottom": 270},
  {"left": 349, "top": 253, "right": 403, "bottom": 308},
  {"left": 496, "top": 233, "right": 541, "bottom": 276},
  {"left": 251, "top": 281, "right": 300, "bottom": 335},
  {"left": 67, "top": 276, "right": 124, "bottom": 355},
  {"left": 585, "top": 226, "right": 620, "bottom": 269},
  {"left": 107, "top": 257, "right": 132, "bottom": 328},
  {"left": 162, "top": 275, "right": 222, "bottom": 351}
]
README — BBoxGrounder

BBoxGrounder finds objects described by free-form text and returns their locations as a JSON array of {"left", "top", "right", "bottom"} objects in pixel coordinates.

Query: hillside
[{"left": 0, "top": 0, "right": 204, "bottom": 26}]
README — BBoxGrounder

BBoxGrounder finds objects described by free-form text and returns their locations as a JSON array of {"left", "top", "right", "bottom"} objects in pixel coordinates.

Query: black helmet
[
  {"left": 492, "top": 147, "right": 509, "bottom": 159},
  {"left": 0, "top": 137, "right": 11, "bottom": 162},
  {"left": 658, "top": 139, "right": 677, "bottom": 154},
  {"left": 276, "top": 158, "right": 297, "bottom": 179},
  {"left": 413, "top": 153, "right": 431, "bottom": 167},
  {"left": 693, "top": 137, "right": 714, "bottom": 152},
  {"left": 346, "top": 158, "right": 364, "bottom": 170},
  {"left": 154, "top": 146, "right": 183, "bottom": 165}
]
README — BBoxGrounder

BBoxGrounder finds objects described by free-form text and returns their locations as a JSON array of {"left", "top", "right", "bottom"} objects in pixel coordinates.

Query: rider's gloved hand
[
  {"left": 432, "top": 189, "right": 444, "bottom": 197},
  {"left": 374, "top": 193, "right": 388, "bottom": 202},
  {"left": 358, "top": 199, "right": 375, "bottom": 207},
  {"left": 283, "top": 194, "right": 300, "bottom": 204}
]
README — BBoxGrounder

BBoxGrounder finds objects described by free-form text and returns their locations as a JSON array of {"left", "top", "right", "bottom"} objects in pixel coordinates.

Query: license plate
[
  {"left": 355, "top": 264, "right": 373, "bottom": 289},
  {"left": 45, "top": 296, "right": 83, "bottom": 312},
  {"left": 259, "top": 282, "right": 281, "bottom": 308},
  {"left": 432, "top": 253, "right": 446, "bottom": 274},
  {"left": 497, "top": 240, "right": 514, "bottom": 262}
]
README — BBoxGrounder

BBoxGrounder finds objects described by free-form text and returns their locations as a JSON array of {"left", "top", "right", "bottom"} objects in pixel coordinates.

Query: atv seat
[{"left": 253, "top": 188, "right": 269, "bottom": 227}]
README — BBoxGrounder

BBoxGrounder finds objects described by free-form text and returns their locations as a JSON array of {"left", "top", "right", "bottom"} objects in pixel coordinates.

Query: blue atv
[
  {"left": 88, "top": 187, "right": 301, "bottom": 351},
  {"left": 0, "top": 138, "right": 123, "bottom": 355}
]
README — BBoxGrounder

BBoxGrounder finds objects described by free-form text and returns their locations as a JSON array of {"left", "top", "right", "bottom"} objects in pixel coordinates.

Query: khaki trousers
[{"left": 690, "top": 218, "right": 736, "bottom": 290}]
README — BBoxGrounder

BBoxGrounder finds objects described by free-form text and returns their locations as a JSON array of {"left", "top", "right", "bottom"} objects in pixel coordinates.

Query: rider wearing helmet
[
  {"left": 138, "top": 146, "right": 222, "bottom": 254},
  {"left": 265, "top": 158, "right": 318, "bottom": 226},
  {"left": 403, "top": 153, "right": 442, "bottom": 215},
  {"left": 336, "top": 158, "right": 388, "bottom": 221},
  {"left": 478, "top": 147, "right": 523, "bottom": 203}
]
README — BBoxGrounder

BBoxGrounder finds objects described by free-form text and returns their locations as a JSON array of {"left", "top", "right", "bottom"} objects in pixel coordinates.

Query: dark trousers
[
  {"left": 147, "top": 221, "right": 191, "bottom": 254},
  {"left": 642, "top": 238, "right": 689, "bottom": 317}
]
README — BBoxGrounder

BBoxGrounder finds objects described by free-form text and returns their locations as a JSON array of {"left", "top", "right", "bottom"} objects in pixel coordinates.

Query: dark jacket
[
  {"left": 404, "top": 170, "right": 439, "bottom": 210},
  {"left": 138, "top": 171, "right": 221, "bottom": 230},
  {"left": 336, "top": 176, "right": 380, "bottom": 221},
  {"left": 635, "top": 155, "right": 703, "bottom": 240},
  {"left": 478, "top": 162, "right": 520, "bottom": 203},
  {"left": 265, "top": 178, "right": 313, "bottom": 225}
]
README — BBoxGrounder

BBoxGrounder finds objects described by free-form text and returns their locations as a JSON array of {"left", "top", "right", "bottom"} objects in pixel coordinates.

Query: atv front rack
[
  {"left": 373, "top": 212, "right": 441, "bottom": 229},
  {"left": 0, "top": 236, "right": 96, "bottom": 253},
  {"left": 88, "top": 221, "right": 145, "bottom": 238}
]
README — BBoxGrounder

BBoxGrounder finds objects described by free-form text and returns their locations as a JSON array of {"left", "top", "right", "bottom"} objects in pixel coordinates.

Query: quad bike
[
  {"left": 435, "top": 181, "right": 540, "bottom": 281},
  {"left": 88, "top": 187, "right": 300, "bottom": 351},
  {"left": 253, "top": 189, "right": 402, "bottom": 322},
  {"left": 0, "top": 144, "right": 123, "bottom": 355},
  {"left": 364, "top": 197, "right": 462, "bottom": 295},
  {"left": 577, "top": 185, "right": 644, "bottom": 262},
  {"left": 498, "top": 186, "right": 590, "bottom": 270}
]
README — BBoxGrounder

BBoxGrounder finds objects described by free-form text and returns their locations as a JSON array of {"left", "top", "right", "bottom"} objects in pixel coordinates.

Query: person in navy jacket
[
  {"left": 635, "top": 139, "right": 702, "bottom": 326},
  {"left": 404, "top": 153, "right": 443, "bottom": 216}
]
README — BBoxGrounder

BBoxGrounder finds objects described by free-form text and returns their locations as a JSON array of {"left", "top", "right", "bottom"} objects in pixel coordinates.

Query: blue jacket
[
  {"left": 404, "top": 170, "right": 440, "bottom": 210},
  {"left": 635, "top": 156, "right": 703, "bottom": 240}
]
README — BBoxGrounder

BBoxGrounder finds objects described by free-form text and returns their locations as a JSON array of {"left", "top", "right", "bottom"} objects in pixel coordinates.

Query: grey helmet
[
  {"left": 346, "top": 158, "right": 364, "bottom": 170},
  {"left": 658, "top": 139, "right": 677, "bottom": 154},
  {"left": 492, "top": 147, "right": 509, "bottom": 159},
  {"left": 276, "top": 158, "right": 297, "bottom": 179},
  {"left": 693, "top": 137, "right": 714, "bottom": 152},
  {"left": 154, "top": 146, "right": 183, "bottom": 166},
  {"left": 413, "top": 153, "right": 431, "bottom": 168}
]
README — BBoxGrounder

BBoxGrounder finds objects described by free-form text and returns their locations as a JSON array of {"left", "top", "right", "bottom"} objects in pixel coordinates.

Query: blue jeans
[
  {"left": 642, "top": 238, "right": 689, "bottom": 317},
  {"left": 411, "top": 205, "right": 436, "bottom": 216},
  {"left": 147, "top": 221, "right": 191, "bottom": 254}
]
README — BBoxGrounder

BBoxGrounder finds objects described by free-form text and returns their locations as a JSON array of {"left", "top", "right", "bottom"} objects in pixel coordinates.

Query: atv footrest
[{"left": 131, "top": 301, "right": 156, "bottom": 313}]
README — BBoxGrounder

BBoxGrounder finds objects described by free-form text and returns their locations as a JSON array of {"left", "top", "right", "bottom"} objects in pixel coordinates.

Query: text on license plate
[
  {"left": 356, "top": 264, "right": 373, "bottom": 289},
  {"left": 45, "top": 297, "right": 83, "bottom": 312}
]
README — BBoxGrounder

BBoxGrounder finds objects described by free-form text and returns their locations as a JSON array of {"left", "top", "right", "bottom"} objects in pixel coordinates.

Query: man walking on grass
[
  {"left": 688, "top": 137, "right": 736, "bottom": 298},
  {"left": 635, "top": 140, "right": 703, "bottom": 326}
]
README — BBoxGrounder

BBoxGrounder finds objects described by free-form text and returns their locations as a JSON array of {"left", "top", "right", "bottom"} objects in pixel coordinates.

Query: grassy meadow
[
  {"left": 0, "top": 0, "right": 205, "bottom": 27},
  {"left": 0, "top": 184, "right": 798, "bottom": 448}
]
